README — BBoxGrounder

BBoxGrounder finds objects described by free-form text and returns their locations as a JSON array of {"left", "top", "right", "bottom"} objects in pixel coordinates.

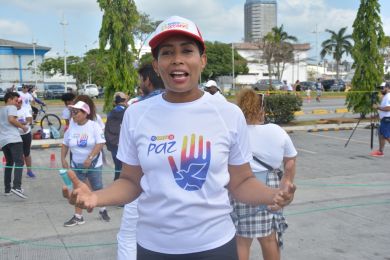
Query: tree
[
  {"left": 320, "top": 27, "right": 353, "bottom": 80},
  {"left": 260, "top": 25, "right": 297, "bottom": 82},
  {"left": 132, "top": 13, "right": 160, "bottom": 61},
  {"left": 346, "top": 0, "right": 384, "bottom": 118},
  {"left": 201, "top": 41, "right": 248, "bottom": 80},
  {"left": 98, "top": 0, "right": 139, "bottom": 111}
]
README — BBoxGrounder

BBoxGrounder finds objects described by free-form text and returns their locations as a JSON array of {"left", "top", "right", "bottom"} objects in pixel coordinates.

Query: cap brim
[{"left": 149, "top": 30, "right": 205, "bottom": 52}]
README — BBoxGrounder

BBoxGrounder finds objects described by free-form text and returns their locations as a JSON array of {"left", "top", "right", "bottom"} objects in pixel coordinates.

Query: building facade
[
  {"left": 233, "top": 42, "right": 310, "bottom": 86},
  {"left": 244, "top": 0, "right": 277, "bottom": 42},
  {"left": 0, "top": 39, "right": 50, "bottom": 91}
]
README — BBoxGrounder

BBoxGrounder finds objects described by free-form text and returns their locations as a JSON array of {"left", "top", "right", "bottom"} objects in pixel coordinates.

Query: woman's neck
[{"left": 77, "top": 119, "right": 88, "bottom": 126}]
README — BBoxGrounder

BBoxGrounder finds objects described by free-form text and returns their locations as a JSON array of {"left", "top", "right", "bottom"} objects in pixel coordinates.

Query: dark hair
[
  {"left": 152, "top": 40, "right": 204, "bottom": 59},
  {"left": 74, "top": 95, "right": 97, "bottom": 121},
  {"left": 61, "top": 93, "right": 76, "bottom": 102},
  {"left": 138, "top": 64, "right": 165, "bottom": 90},
  {"left": 4, "top": 91, "right": 20, "bottom": 103}
]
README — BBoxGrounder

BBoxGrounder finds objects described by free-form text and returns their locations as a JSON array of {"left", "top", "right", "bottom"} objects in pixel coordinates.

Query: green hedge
[{"left": 265, "top": 94, "right": 302, "bottom": 124}]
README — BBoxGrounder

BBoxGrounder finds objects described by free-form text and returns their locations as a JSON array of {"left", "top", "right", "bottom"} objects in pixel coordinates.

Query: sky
[{"left": 0, "top": 0, "right": 389, "bottom": 62}]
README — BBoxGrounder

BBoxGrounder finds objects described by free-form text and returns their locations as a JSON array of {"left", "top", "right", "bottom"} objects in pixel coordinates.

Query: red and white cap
[
  {"left": 149, "top": 16, "right": 205, "bottom": 54},
  {"left": 69, "top": 101, "right": 90, "bottom": 115}
]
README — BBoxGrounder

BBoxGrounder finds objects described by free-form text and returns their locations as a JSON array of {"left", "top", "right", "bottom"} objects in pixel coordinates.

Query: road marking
[
  {"left": 296, "top": 148, "right": 317, "bottom": 154},
  {"left": 308, "top": 132, "right": 370, "bottom": 145}
]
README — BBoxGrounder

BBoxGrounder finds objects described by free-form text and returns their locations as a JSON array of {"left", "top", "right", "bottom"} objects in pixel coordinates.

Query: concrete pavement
[{"left": 1, "top": 123, "right": 389, "bottom": 260}]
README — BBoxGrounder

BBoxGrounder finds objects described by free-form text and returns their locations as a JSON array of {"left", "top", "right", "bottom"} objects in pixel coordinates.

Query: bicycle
[{"left": 34, "top": 104, "right": 62, "bottom": 131}]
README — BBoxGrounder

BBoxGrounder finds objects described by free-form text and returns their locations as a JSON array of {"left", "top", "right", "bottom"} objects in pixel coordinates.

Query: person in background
[
  {"left": 232, "top": 88, "right": 297, "bottom": 260},
  {"left": 74, "top": 95, "right": 105, "bottom": 130},
  {"left": 105, "top": 92, "right": 128, "bottom": 181},
  {"left": 315, "top": 78, "right": 323, "bottom": 102},
  {"left": 294, "top": 80, "right": 301, "bottom": 92},
  {"left": 204, "top": 80, "right": 227, "bottom": 101},
  {"left": 370, "top": 82, "right": 390, "bottom": 157},
  {"left": 17, "top": 85, "right": 34, "bottom": 116},
  {"left": 16, "top": 97, "right": 35, "bottom": 178},
  {"left": 62, "top": 15, "right": 295, "bottom": 259},
  {"left": 137, "top": 63, "right": 165, "bottom": 102},
  {"left": 0, "top": 92, "right": 28, "bottom": 199},
  {"left": 61, "top": 93, "right": 76, "bottom": 132},
  {"left": 61, "top": 100, "right": 109, "bottom": 226},
  {"left": 117, "top": 63, "right": 165, "bottom": 260}
]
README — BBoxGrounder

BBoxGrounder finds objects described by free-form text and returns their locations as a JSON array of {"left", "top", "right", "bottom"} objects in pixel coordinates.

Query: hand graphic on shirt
[{"left": 168, "top": 134, "right": 211, "bottom": 191}]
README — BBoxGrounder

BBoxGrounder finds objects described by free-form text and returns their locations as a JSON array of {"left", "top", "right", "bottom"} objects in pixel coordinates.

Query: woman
[
  {"left": 61, "top": 100, "right": 109, "bottom": 226},
  {"left": 232, "top": 88, "right": 297, "bottom": 260},
  {"left": 63, "top": 16, "right": 295, "bottom": 259},
  {"left": 16, "top": 97, "right": 35, "bottom": 178}
]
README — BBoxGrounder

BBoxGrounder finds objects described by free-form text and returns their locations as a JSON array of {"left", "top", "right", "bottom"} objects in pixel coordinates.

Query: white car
[{"left": 78, "top": 84, "right": 99, "bottom": 98}]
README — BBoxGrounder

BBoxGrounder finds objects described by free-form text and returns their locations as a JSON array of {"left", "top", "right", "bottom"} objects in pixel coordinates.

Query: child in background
[{"left": 61, "top": 93, "right": 76, "bottom": 132}]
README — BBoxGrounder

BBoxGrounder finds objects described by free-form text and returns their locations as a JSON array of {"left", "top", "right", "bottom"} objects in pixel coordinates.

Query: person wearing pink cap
[
  {"left": 61, "top": 100, "right": 109, "bottom": 227},
  {"left": 63, "top": 16, "right": 295, "bottom": 259}
]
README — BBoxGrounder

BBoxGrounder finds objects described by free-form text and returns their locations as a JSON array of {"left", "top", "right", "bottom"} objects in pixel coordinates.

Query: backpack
[{"left": 104, "top": 106, "right": 126, "bottom": 151}]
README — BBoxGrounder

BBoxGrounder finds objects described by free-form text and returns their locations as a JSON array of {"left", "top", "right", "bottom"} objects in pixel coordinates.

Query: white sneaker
[{"left": 11, "top": 188, "right": 27, "bottom": 199}]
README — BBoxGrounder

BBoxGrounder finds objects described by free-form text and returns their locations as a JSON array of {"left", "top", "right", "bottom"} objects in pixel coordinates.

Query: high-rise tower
[{"left": 244, "top": 0, "right": 277, "bottom": 42}]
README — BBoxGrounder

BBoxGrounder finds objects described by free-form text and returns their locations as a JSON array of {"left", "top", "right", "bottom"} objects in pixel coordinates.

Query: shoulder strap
[{"left": 252, "top": 156, "right": 274, "bottom": 171}]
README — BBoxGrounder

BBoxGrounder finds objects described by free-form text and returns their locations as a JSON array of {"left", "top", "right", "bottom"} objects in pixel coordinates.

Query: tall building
[{"left": 244, "top": 0, "right": 277, "bottom": 42}]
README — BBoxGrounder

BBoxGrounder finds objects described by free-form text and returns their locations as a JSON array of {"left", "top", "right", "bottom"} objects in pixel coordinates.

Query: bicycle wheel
[{"left": 40, "top": 114, "right": 62, "bottom": 131}]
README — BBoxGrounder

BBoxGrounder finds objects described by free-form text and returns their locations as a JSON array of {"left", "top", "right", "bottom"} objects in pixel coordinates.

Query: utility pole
[
  {"left": 312, "top": 24, "right": 319, "bottom": 79},
  {"left": 60, "top": 14, "right": 68, "bottom": 88},
  {"left": 232, "top": 42, "right": 235, "bottom": 91},
  {"left": 32, "top": 38, "right": 38, "bottom": 87}
]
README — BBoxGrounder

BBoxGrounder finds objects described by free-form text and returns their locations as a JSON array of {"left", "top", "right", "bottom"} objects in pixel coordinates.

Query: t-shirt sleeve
[
  {"left": 93, "top": 121, "right": 106, "bottom": 144},
  {"left": 8, "top": 106, "right": 18, "bottom": 117},
  {"left": 283, "top": 132, "right": 298, "bottom": 158},
  {"left": 228, "top": 109, "right": 252, "bottom": 165},
  {"left": 116, "top": 109, "right": 140, "bottom": 165},
  {"left": 62, "top": 108, "right": 71, "bottom": 120}
]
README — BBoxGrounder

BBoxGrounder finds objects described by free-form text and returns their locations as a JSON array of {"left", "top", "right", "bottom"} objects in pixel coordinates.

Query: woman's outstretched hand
[{"left": 62, "top": 169, "right": 98, "bottom": 213}]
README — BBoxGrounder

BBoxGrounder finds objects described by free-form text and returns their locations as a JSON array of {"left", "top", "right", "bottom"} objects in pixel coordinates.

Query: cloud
[
  {"left": 0, "top": 19, "right": 30, "bottom": 36},
  {"left": 134, "top": 0, "right": 244, "bottom": 42},
  {"left": 4, "top": 0, "right": 99, "bottom": 13},
  {"left": 278, "top": 0, "right": 356, "bottom": 41}
]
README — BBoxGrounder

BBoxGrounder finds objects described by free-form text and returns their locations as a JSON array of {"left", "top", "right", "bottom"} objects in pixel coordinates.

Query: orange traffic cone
[{"left": 50, "top": 153, "right": 57, "bottom": 168}]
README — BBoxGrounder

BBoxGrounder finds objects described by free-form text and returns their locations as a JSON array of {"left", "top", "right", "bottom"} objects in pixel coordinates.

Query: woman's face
[
  {"left": 153, "top": 35, "right": 207, "bottom": 102},
  {"left": 70, "top": 109, "right": 88, "bottom": 124}
]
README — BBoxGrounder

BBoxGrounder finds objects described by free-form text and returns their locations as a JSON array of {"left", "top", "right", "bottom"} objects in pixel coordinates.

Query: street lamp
[
  {"left": 311, "top": 24, "right": 320, "bottom": 79},
  {"left": 232, "top": 43, "right": 235, "bottom": 91},
  {"left": 60, "top": 15, "right": 68, "bottom": 89}
]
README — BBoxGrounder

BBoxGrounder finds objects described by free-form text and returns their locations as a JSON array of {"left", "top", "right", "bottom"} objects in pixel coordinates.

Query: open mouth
[{"left": 170, "top": 71, "right": 189, "bottom": 80}]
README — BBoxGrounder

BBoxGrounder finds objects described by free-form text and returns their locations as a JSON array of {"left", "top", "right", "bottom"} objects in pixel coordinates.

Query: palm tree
[
  {"left": 263, "top": 25, "right": 298, "bottom": 82},
  {"left": 320, "top": 27, "right": 353, "bottom": 80}
]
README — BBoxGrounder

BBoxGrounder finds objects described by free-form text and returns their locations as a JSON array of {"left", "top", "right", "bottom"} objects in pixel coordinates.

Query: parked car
[
  {"left": 44, "top": 84, "right": 66, "bottom": 99},
  {"left": 0, "top": 88, "right": 5, "bottom": 101},
  {"left": 300, "top": 81, "right": 316, "bottom": 91},
  {"left": 252, "top": 79, "right": 283, "bottom": 91},
  {"left": 329, "top": 81, "right": 346, "bottom": 92},
  {"left": 78, "top": 84, "right": 99, "bottom": 98}
]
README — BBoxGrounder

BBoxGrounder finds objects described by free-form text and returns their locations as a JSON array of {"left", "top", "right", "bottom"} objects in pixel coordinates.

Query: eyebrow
[{"left": 159, "top": 41, "right": 196, "bottom": 49}]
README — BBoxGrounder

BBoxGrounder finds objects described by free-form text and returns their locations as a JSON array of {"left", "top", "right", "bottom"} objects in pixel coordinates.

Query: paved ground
[{"left": 0, "top": 124, "right": 389, "bottom": 259}]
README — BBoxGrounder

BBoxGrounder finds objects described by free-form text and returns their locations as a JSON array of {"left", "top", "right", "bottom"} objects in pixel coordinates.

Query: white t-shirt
[
  {"left": 17, "top": 108, "right": 32, "bottom": 135},
  {"left": 379, "top": 93, "right": 390, "bottom": 119},
  {"left": 117, "top": 92, "right": 251, "bottom": 254},
  {"left": 62, "top": 107, "right": 71, "bottom": 120},
  {"left": 0, "top": 105, "right": 22, "bottom": 148},
  {"left": 248, "top": 123, "right": 297, "bottom": 171},
  {"left": 17, "top": 91, "right": 34, "bottom": 113},
  {"left": 63, "top": 120, "right": 106, "bottom": 167},
  {"left": 213, "top": 91, "right": 227, "bottom": 101}
]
